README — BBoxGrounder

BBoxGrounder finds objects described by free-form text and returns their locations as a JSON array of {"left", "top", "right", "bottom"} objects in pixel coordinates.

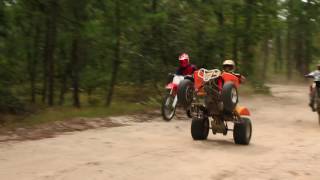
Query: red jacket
[{"left": 176, "top": 64, "right": 197, "bottom": 76}]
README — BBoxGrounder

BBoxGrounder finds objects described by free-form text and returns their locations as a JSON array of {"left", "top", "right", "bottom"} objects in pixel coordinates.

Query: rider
[
  {"left": 176, "top": 53, "right": 197, "bottom": 76},
  {"left": 305, "top": 64, "right": 320, "bottom": 111},
  {"left": 176, "top": 53, "right": 197, "bottom": 118},
  {"left": 222, "top": 59, "right": 246, "bottom": 83}
]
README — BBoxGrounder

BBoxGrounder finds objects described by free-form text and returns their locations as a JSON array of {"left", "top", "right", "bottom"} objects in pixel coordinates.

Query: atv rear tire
[
  {"left": 233, "top": 117, "right": 252, "bottom": 145},
  {"left": 222, "top": 82, "right": 238, "bottom": 113},
  {"left": 191, "top": 117, "right": 209, "bottom": 140},
  {"left": 177, "top": 79, "right": 194, "bottom": 108}
]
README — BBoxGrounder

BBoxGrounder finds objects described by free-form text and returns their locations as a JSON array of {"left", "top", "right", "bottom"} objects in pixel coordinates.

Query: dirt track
[{"left": 1, "top": 84, "right": 320, "bottom": 180}]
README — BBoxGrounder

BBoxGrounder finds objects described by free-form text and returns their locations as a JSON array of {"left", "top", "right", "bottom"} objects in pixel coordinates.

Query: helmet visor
[{"left": 223, "top": 65, "right": 235, "bottom": 72}]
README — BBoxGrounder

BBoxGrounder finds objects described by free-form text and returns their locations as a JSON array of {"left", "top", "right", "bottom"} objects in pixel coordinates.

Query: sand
[{"left": 0, "top": 84, "right": 319, "bottom": 180}]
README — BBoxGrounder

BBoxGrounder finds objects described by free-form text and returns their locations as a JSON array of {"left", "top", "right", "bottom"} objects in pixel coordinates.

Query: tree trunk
[
  {"left": 27, "top": 50, "right": 36, "bottom": 103},
  {"left": 275, "top": 29, "right": 283, "bottom": 73},
  {"left": 262, "top": 38, "right": 270, "bottom": 81},
  {"left": 261, "top": 12, "right": 272, "bottom": 82},
  {"left": 59, "top": 62, "right": 70, "bottom": 106},
  {"left": 68, "top": 0, "right": 88, "bottom": 108},
  {"left": 304, "top": 0, "right": 312, "bottom": 74},
  {"left": 71, "top": 37, "right": 80, "bottom": 108},
  {"left": 241, "top": 0, "right": 255, "bottom": 77},
  {"left": 87, "top": 89, "right": 92, "bottom": 105},
  {"left": 286, "top": 0, "right": 293, "bottom": 80},
  {"left": 59, "top": 75, "right": 67, "bottom": 105},
  {"left": 43, "top": 0, "right": 58, "bottom": 106},
  {"left": 286, "top": 30, "right": 292, "bottom": 80},
  {"left": 42, "top": 61, "right": 47, "bottom": 103},
  {"left": 215, "top": 8, "right": 225, "bottom": 60},
  {"left": 152, "top": 0, "right": 168, "bottom": 68},
  {"left": 232, "top": 5, "right": 239, "bottom": 62},
  {"left": 29, "top": 23, "right": 40, "bottom": 103},
  {"left": 106, "top": 0, "right": 121, "bottom": 106}
]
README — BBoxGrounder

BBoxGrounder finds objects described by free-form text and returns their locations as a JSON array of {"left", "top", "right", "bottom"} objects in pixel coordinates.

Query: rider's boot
[
  {"left": 309, "top": 88, "right": 316, "bottom": 112},
  {"left": 186, "top": 108, "right": 192, "bottom": 118}
]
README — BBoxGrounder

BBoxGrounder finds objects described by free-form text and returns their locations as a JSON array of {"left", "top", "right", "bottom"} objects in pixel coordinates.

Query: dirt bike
[
  {"left": 161, "top": 74, "right": 185, "bottom": 121},
  {"left": 177, "top": 68, "right": 252, "bottom": 145},
  {"left": 305, "top": 71, "right": 320, "bottom": 125}
]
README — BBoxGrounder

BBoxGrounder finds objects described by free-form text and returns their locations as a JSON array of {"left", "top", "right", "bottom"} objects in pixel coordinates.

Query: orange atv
[{"left": 177, "top": 68, "right": 252, "bottom": 145}]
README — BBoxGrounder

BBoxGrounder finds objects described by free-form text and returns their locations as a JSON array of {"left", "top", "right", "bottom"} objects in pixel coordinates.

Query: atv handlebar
[{"left": 197, "top": 68, "right": 221, "bottom": 82}]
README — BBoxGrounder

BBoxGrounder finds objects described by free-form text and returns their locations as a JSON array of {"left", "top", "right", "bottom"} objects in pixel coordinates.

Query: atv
[{"left": 178, "top": 68, "right": 252, "bottom": 145}]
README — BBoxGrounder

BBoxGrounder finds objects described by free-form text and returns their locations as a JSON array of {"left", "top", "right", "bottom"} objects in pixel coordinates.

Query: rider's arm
[
  {"left": 234, "top": 73, "right": 246, "bottom": 83},
  {"left": 240, "top": 75, "right": 246, "bottom": 83},
  {"left": 191, "top": 64, "right": 197, "bottom": 72},
  {"left": 305, "top": 72, "right": 315, "bottom": 78}
]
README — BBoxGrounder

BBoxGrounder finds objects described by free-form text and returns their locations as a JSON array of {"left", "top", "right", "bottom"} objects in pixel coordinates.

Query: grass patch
[
  {"left": 0, "top": 101, "right": 160, "bottom": 129},
  {"left": 1, "top": 83, "right": 164, "bottom": 129}
]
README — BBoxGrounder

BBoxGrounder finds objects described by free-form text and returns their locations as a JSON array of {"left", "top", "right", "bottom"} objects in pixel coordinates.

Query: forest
[{"left": 0, "top": 0, "right": 319, "bottom": 114}]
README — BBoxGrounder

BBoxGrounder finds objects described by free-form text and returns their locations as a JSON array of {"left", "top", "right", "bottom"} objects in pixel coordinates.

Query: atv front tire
[
  {"left": 191, "top": 117, "right": 209, "bottom": 140},
  {"left": 233, "top": 117, "right": 252, "bottom": 145}
]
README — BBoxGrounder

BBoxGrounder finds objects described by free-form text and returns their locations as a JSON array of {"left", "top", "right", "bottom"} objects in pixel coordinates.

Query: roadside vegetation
[{"left": 1, "top": 0, "right": 320, "bottom": 127}]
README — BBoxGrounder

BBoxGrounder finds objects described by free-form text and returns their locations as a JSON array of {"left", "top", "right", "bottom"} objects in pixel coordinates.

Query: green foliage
[
  {"left": 0, "top": 86, "right": 24, "bottom": 113},
  {"left": 0, "top": 0, "right": 320, "bottom": 113}
]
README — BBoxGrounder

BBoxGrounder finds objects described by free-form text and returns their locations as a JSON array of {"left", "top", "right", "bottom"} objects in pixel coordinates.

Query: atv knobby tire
[
  {"left": 222, "top": 82, "right": 238, "bottom": 113},
  {"left": 191, "top": 117, "right": 209, "bottom": 140},
  {"left": 233, "top": 117, "right": 252, "bottom": 145},
  {"left": 177, "top": 79, "right": 194, "bottom": 108}
]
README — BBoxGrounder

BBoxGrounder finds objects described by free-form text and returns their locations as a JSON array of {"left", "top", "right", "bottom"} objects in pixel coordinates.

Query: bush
[{"left": 0, "top": 87, "right": 25, "bottom": 114}]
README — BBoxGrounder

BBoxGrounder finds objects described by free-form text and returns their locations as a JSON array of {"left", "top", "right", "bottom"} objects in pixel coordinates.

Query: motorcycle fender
[
  {"left": 166, "top": 83, "right": 178, "bottom": 90},
  {"left": 236, "top": 106, "right": 251, "bottom": 116}
]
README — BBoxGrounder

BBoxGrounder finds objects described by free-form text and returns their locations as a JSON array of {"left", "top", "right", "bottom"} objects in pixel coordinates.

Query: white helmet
[
  {"left": 223, "top": 60, "right": 235, "bottom": 66},
  {"left": 222, "top": 60, "right": 236, "bottom": 72}
]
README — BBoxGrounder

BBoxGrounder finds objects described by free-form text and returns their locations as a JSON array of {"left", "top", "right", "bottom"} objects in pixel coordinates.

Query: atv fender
[
  {"left": 236, "top": 106, "right": 250, "bottom": 116},
  {"left": 166, "top": 83, "right": 178, "bottom": 91}
]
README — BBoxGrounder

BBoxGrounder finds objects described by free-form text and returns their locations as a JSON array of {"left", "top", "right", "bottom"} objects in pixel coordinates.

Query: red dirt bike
[
  {"left": 177, "top": 68, "right": 252, "bottom": 145},
  {"left": 161, "top": 74, "right": 185, "bottom": 121}
]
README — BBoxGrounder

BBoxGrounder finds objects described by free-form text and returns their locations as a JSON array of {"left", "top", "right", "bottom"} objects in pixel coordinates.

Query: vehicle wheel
[
  {"left": 161, "top": 94, "right": 177, "bottom": 121},
  {"left": 222, "top": 82, "right": 238, "bottom": 113},
  {"left": 178, "top": 79, "right": 194, "bottom": 108},
  {"left": 233, "top": 117, "right": 252, "bottom": 145},
  {"left": 191, "top": 117, "right": 209, "bottom": 140}
]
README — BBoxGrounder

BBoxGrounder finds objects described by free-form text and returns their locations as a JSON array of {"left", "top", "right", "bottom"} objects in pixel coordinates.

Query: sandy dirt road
[{"left": 1, "top": 84, "right": 320, "bottom": 180}]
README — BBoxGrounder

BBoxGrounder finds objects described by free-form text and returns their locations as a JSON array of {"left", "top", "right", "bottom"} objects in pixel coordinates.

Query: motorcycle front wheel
[{"left": 161, "top": 93, "right": 177, "bottom": 121}]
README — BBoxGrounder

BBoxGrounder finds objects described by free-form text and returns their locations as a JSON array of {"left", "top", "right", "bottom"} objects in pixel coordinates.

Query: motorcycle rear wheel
[{"left": 177, "top": 79, "right": 194, "bottom": 109}]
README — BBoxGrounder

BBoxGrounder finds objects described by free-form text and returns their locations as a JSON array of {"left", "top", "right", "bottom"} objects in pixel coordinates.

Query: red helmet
[{"left": 179, "top": 53, "right": 190, "bottom": 68}]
